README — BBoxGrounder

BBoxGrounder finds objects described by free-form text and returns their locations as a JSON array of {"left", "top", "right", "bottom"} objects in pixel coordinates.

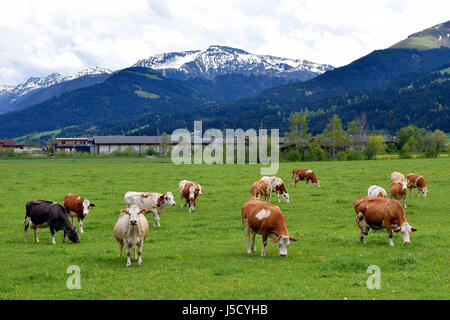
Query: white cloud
[{"left": 0, "top": 0, "right": 449, "bottom": 84}]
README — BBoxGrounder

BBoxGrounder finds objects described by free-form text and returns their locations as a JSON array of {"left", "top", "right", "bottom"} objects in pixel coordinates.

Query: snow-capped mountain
[
  {"left": 0, "top": 66, "right": 112, "bottom": 114},
  {"left": 4, "top": 66, "right": 112, "bottom": 101},
  {"left": 133, "top": 45, "right": 334, "bottom": 80}
]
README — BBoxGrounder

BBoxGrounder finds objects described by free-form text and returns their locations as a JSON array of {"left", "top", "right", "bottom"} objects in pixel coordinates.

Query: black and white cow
[{"left": 24, "top": 200, "right": 80, "bottom": 244}]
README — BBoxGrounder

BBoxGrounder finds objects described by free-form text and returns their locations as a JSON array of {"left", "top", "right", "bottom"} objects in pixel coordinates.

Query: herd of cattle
[{"left": 22, "top": 168, "right": 427, "bottom": 266}]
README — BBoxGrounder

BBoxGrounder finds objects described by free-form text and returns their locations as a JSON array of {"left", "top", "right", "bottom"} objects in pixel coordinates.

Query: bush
[
  {"left": 399, "top": 143, "right": 412, "bottom": 159},
  {"left": 286, "top": 149, "right": 302, "bottom": 162},
  {"left": 336, "top": 151, "right": 347, "bottom": 161},
  {"left": 347, "top": 149, "right": 364, "bottom": 161}
]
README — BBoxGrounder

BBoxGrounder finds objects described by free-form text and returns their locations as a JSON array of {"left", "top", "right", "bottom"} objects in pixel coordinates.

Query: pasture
[{"left": 0, "top": 157, "right": 448, "bottom": 300}]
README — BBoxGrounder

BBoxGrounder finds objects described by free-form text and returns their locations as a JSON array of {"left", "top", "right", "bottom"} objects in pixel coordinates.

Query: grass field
[{"left": 0, "top": 157, "right": 448, "bottom": 300}]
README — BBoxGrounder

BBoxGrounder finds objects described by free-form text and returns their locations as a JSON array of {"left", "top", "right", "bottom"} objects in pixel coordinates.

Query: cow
[
  {"left": 391, "top": 172, "right": 406, "bottom": 184},
  {"left": 251, "top": 179, "right": 272, "bottom": 203},
  {"left": 179, "top": 180, "right": 202, "bottom": 212},
  {"left": 63, "top": 193, "right": 95, "bottom": 233},
  {"left": 241, "top": 199, "right": 298, "bottom": 257},
  {"left": 123, "top": 191, "right": 175, "bottom": 228},
  {"left": 406, "top": 174, "right": 428, "bottom": 197},
  {"left": 353, "top": 196, "right": 417, "bottom": 246},
  {"left": 24, "top": 200, "right": 79, "bottom": 244},
  {"left": 367, "top": 185, "right": 387, "bottom": 197},
  {"left": 292, "top": 169, "right": 320, "bottom": 187},
  {"left": 113, "top": 205, "right": 148, "bottom": 267},
  {"left": 261, "top": 176, "right": 289, "bottom": 203},
  {"left": 390, "top": 181, "right": 408, "bottom": 208}
]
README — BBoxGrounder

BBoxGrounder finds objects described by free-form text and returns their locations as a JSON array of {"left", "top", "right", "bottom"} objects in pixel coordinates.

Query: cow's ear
[
  {"left": 120, "top": 209, "right": 128, "bottom": 215},
  {"left": 90, "top": 203, "right": 96, "bottom": 207},
  {"left": 289, "top": 236, "right": 299, "bottom": 241},
  {"left": 273, "top": 235, "right": 282, "bottom": 243},
  {"left": 139, "top": 208, "right": 147, "bottom": 215},
  {"left": 411, "top": 227, "right": 417, "bottom": 232},
  {"left": 394, "top": 227, "right": 401, "bottom": 233}
]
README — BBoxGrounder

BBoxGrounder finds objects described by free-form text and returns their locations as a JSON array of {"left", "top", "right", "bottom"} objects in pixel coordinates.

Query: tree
[
  {"left": 422, "top": 130, "right": 447, "bottom": 158},
  {"left": 285, "top": 113, "right": 311, "bottom": 150},
  {"left": 365, "top": 135, "right": 386, "bottom": 160},
  {"left": 160, "top": 132, "right": 171, "bottom": 156},
  {"left": 320, "top": 114, "right": 347, "bottom": 159},
  {"left": 346, "top": 120, "right": 361, "bottom": 149}
]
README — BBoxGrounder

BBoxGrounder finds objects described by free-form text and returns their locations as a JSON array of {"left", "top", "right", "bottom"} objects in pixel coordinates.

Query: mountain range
[{"left": 0, "top": 21, "right": 449, "bottom": 141}]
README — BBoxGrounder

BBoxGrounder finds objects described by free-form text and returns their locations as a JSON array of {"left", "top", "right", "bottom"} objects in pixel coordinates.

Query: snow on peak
[{"left": 133, "top": 45, "right": 334, "bottom": 79}]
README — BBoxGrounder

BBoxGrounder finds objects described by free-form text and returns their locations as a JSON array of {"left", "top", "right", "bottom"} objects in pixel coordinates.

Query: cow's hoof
[{"left": 126, "top": 263, "right": 131, "bottom": 267}]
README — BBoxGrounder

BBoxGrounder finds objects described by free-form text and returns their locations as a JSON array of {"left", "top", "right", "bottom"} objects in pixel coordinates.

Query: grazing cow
[
  {"left": 292, "top": 169, "right": 320, "bottom": 187},
  {"left": 390, "top": 181, "right": 408, "bottom": 208},
  {"left": 262, "top": 176, "right": 289, "bottom": 203},
  {"left": 251, "top": 179, "right": 272, "bottom": 203},
  {"left": 63, "top": 193, "right": 95, "bottom": 233},
  {"left": 353, "top": 196, "right": 417, "bottom": 246},
  {"left": 391, "top": 172, "right": 406, "bottom": 184},
  {"left": 124, "top": 191, "right": 175, "bottom": 228},
  {"left": 179, "top": 180, "right": 202, "bottom": 212},
  {"left": 406, "top": 174, "right": 428, "bottom": 197},
  {"left": 113, "top": 205, "right": 148, "bottom": 267},
  {"left": 24, "top": 200, "right": 79, "bottom": 244},
  {"left": 241, "top": 199, "right": 298, "bottom": 257},
  {"left": 368, "top": 185, "right": 387, "bottom": 197}
]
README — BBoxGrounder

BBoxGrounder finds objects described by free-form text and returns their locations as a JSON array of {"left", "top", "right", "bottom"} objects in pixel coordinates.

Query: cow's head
[
  {"left": 189, "top": 185, "right": 196, "bottom": 200},
  {"left": 273, "top": 235, "right": 298, "bottom": 257},
  {"left": 282, "top": 192, "right": 290, "bottom": 203},
  {"left": 80, "top": 199, "right": 95, "bottom": 216},
  {"left": 67, "top": 226, "right": 80, "bottom": 243},
  {"left": 394, "top": 222, "right": 417, "bottom": 244},
  {"left": 422, "top": 187, "right": 428, "bottom": 197},
  {"left": 121, "top": 205, "right": 147, "bottom": 226},
  {"left": 198, "top": 184, "right": 203, "bottom": 195},
  {"left": 356, "top": 212, "right": 369, "bottom": 236},
  {"left": 163, "top": 192, "right": 176, "bottom": 206},
  {"left": 313, "top": 180, "right": 320, "bottom": 187},
  {"left": 401, "top": 181, "right": 407, "bottom": 192}
]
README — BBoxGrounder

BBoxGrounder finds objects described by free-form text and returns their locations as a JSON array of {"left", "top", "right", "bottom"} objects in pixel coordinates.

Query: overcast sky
[{"left": 0, "top": 0, "right": 449, "bottom": 85}]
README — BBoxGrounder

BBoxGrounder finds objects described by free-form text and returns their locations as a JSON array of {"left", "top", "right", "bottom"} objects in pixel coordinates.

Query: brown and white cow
[
  {"left": 262, "top": 176, "right": 289, "bottom": 203},
  {"left": 406, "top": 174, "right": 428, "bottom": 197},
  {"left": 367, "top": 185, "right": 387, "bottom": 197},
  {"left": 123, "top": 191, "right": 176, "bottom": 227},
  {"left": 353, "top": 196, "right": 417, "bottom": 246},
  {"left": 390, "top": 181, "right": 407, "bottom": 208},
  {"left": 241, "top": 199, "right": 299, "bottom": 257},
  {"left": 179, "top": 180, "right": 202, "bottom": 212},
  {"left": 251, "top": 179, "right": 272, "bottom": 203},
  {"left": 391, "top": 171, "right": 406, "bottom": 184},
  {"left": 292, "top": 169, "right": 320, "bottom": 187},
  {"left": 63, "top": 193, "right": 95, "bottom": 233}
]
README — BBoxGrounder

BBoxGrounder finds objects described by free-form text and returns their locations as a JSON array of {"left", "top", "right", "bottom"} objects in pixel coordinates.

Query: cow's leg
[
  {"left": 243, "top": 219, "right": 251, "bottom": 254},
  {"left": 50, "top": 228, "right": 56, "bottom": 245},
  {"left": 78, "top": 216, "right": 84, "bottom": 233},
  {"left": 180, "top": 194, "right": 184, "bottom": 208},
  {"left": 153, "top": 210, "right": 160, "bottom": 227},
  {"left": 278, "top": 192, "right": 281, "bottom": 203},
  {"left": 251, "top": 232, "right": 256, "bottom": 252},
  {"left": 33, "top": 227, "right": 39, "bottom": 243},
  {"left": 385, "top": 222, "right": 394, "bottom": 247},
  {"left": 260, "top": 233, "right": 268, "bottom": 257},
  {"left": 137, "top": 241, "right": 143, "bottom": 266},
  {"left": 63, "top": 230, "right": 67, "bottom": 242},
  {"left": 125, "top": 241, "right": 131, "bottom": 267},
  {"left": 118, "top": 243, "right": 123, "bottom": 258},
  {"left": 403, "top": 197, "right": 407, "bottom": 208}
]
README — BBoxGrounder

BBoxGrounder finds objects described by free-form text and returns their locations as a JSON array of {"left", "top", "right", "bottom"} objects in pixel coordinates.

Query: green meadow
[{"left": 0, "top": 157, "right": 448, "bottom": 300}]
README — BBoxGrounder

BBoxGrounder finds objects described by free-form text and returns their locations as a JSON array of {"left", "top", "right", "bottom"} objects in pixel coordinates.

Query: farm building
[{"left": 0, "top": 139, "right": 25, "bottom": 150}]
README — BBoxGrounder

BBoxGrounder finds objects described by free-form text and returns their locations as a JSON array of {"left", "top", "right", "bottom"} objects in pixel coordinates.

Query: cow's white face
[
  {"left": 422, "top": 187, "right": 428, "bottom": 197},
  {"left": 124, "top": 205, "right": 146, "bottom": 226},
  {"left": 394, "top": 222, "right": 417, "bottom": 244},
  {"left": 313, "top": 181, "right": 320, "bottom": 187},
  {"left": 276, "top": 235, "right": 291, "bottom": 257},
  {"left": 164, "top": 192, "right": 176, "bottom": 206},
  {"left": 198, "top": 185, "right": 203, "bottom": 195},
  {"left": 189, "top": 186, "right": 196, "bottom": 200},
  {"left": 401, "top": 181, "right": 407, "bottom": 192},
  {"left": 282, "top": 193, "right": 290, "bottom": 203},
  {"left": 82, "top": 200, "right": 90, "bottom": 216}
]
